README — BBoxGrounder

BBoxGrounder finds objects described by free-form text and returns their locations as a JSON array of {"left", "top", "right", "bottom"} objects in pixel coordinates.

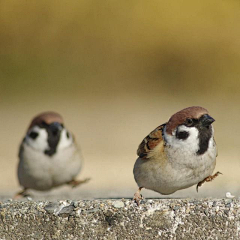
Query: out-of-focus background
[{"left": 1, "top": 0, "right": 240, "bottom": 200}]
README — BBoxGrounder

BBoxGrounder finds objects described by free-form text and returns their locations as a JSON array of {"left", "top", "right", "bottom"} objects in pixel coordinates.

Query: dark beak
[
  {"left": 201, "top": 114, "right": 215, "bottom": 127},
  {"left": 49, "top": 122, "right": 62, "bottom": 136}
]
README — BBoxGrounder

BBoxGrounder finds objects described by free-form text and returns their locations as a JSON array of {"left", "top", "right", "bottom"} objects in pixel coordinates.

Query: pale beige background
[{"left": 1, "top": 0, "right": 240, "bottom": 199}]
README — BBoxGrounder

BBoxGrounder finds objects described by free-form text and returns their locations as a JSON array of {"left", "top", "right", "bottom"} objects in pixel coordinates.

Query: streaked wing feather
[{"left": 137, "top": 124, "right": 166, "bottom": 159}]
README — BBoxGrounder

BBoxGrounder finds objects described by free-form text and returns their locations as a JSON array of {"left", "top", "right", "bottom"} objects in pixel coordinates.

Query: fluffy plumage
[
  {"left": 133, "top": 106, "right": 220, "bottom": 204},
  {"left": 16, "top": 111, "right": 88, "bottom": 197}
]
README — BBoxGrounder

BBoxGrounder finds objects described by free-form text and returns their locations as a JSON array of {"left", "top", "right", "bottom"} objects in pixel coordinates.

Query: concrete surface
[{"left": 0, "top": 198, "right": 239, "bottom": 240}]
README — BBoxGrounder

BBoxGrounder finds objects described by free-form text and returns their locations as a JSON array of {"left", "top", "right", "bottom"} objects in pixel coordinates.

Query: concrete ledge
[{"left": 0, "top": 198, "right": 239, "bottom": 239}]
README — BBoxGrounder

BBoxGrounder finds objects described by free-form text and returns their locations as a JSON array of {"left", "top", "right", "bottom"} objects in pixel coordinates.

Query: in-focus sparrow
[
  {"left": 133, "top": 106, "right": 221, "bottom": 205},
  {"left": 16, "top": 111, "right": 89, "bottom": 197}
]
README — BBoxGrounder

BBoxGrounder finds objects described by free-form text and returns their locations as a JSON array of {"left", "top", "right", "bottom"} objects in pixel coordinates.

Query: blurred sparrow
[
  {"left": 16, "top": 111, "right": 89, "bottom": 197},
  {"left": 133, "top": 106, "right": 221, "bottom": 205}
]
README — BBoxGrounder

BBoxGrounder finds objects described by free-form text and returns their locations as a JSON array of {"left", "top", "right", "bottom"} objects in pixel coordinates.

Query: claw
[
  {"left": 133, "top": 187, "right": 143, "bottom": 206},
  {"left": 13, "top": 188, "right": 29, "bottom": 199},
  {"left": 196, "top": 171, "right": 222, "bottom": 192},
  {"left": 67, "top": 178, "right": 91, "bottom": 188}
]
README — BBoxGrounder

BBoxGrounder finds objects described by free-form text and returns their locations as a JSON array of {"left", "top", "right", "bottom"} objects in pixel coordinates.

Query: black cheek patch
[
  {"left": 176, "top": 131, "right": 189, "bottom": 140},
  {"left": 66, "top": 131, "right": 70, "bottom": 139},
  {"left": 29, "top": 131, "right": 39, "bottom": 139}
]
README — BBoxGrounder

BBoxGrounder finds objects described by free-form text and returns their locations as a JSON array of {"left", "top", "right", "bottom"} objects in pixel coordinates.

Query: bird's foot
[
  {"left": 133, "top": 187, "right": 143, "bottom": 206},
  {"left": 67, "top": 178, "right": 91, "bottom": 188},
  {"left": 196, "top": 171, "right": 222, "bottom": 192},
  {"left": 13, "top": 189, "right": 30, "bottom": 199}
]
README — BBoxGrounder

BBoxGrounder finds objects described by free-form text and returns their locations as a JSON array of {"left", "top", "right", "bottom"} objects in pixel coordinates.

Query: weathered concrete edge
[{"left": 0, "top": 198, "right": 239, "bottom": 239}]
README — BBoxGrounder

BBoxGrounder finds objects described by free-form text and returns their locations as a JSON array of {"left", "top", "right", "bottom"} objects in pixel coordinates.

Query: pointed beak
[
  {"left": 49, "top": 122, "right": 62, "bottom": 136},
  {"left": 201, "top": 114, "right": 215, "bottom": 127}
]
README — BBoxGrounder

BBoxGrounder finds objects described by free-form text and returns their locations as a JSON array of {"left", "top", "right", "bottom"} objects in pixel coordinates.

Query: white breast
[
  {"left": 18, "top": 129, "right": 83, "bottom": 191},
  {"left": 134, "top": 126, "right": 217, "bottom": 194}
]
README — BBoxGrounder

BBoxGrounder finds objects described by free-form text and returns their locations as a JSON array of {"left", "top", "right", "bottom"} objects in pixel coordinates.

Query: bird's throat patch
[{"left": 196, "top": 126, "right": 212, "bottom": 155}]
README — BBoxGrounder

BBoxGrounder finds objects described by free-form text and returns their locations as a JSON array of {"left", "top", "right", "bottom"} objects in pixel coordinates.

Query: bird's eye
[
  {"left": 29, "top": 131, "right": 39, "bottom": 139},
  {"left": 186, "top": 118, "right": 193, "bottom": 126}
]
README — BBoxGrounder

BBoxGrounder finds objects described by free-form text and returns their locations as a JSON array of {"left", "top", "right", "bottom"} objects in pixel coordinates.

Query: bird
[
  {"left": 16, "top": 111, "right": 89, "bottom": 198},
  {"left": 133, "top": 106, "right": 221, "bottom": 205}
]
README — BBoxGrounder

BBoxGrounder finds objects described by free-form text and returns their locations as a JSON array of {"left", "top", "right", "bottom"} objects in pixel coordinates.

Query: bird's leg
[
  {"left": 13, "top": 188, "right": 29, "bottom": 199},
  {"left": 196, "top": 171, "right": 222, "bottom": 192},
  {"left": 67, "top": 178, "right": 91, "bottom": 188},
  {"left": 133, "top": 187, "right": 144, "bottom": 206}
]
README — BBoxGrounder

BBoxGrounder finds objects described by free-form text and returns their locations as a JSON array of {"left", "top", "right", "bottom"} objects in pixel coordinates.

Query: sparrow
[
  {"left": 133, "top": 106, "right": 221, "bottom": 205},
  {"left": 16, "top": 111, "right": 89, "bottom": 197}
]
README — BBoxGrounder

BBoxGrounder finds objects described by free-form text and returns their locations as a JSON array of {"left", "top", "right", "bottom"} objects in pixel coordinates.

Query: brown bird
[
  {"left": 16, "top": 111, "right": 89, "bottom": 198},
  {"left": 133, "top": 106, "right": 221, "bottom": 205}
]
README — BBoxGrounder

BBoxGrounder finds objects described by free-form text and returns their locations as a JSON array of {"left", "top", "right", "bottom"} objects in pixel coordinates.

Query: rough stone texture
[{"left": 0, "top": 198, "right": 240, "bottom": 239}]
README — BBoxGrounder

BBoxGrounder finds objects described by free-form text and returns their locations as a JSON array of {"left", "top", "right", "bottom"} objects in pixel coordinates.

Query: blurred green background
[{"left": 1, "top": 0, "right": 240, "bottom": 199}]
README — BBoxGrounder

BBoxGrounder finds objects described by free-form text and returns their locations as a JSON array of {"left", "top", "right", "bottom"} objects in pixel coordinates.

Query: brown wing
[{"left": 137, "top": 124, "right": 166, "bottom": 159}]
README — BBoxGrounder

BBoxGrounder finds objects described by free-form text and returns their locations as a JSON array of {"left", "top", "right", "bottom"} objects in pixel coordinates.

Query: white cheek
[
  {"left": 164, "top": 125, "right": 200, "bottom": 153},
  {"left": 25, "top": 126, "right": 49, "bottom": 151},
  {"left": 57, "top": 128, "right": 73, "bottom": 150}
]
